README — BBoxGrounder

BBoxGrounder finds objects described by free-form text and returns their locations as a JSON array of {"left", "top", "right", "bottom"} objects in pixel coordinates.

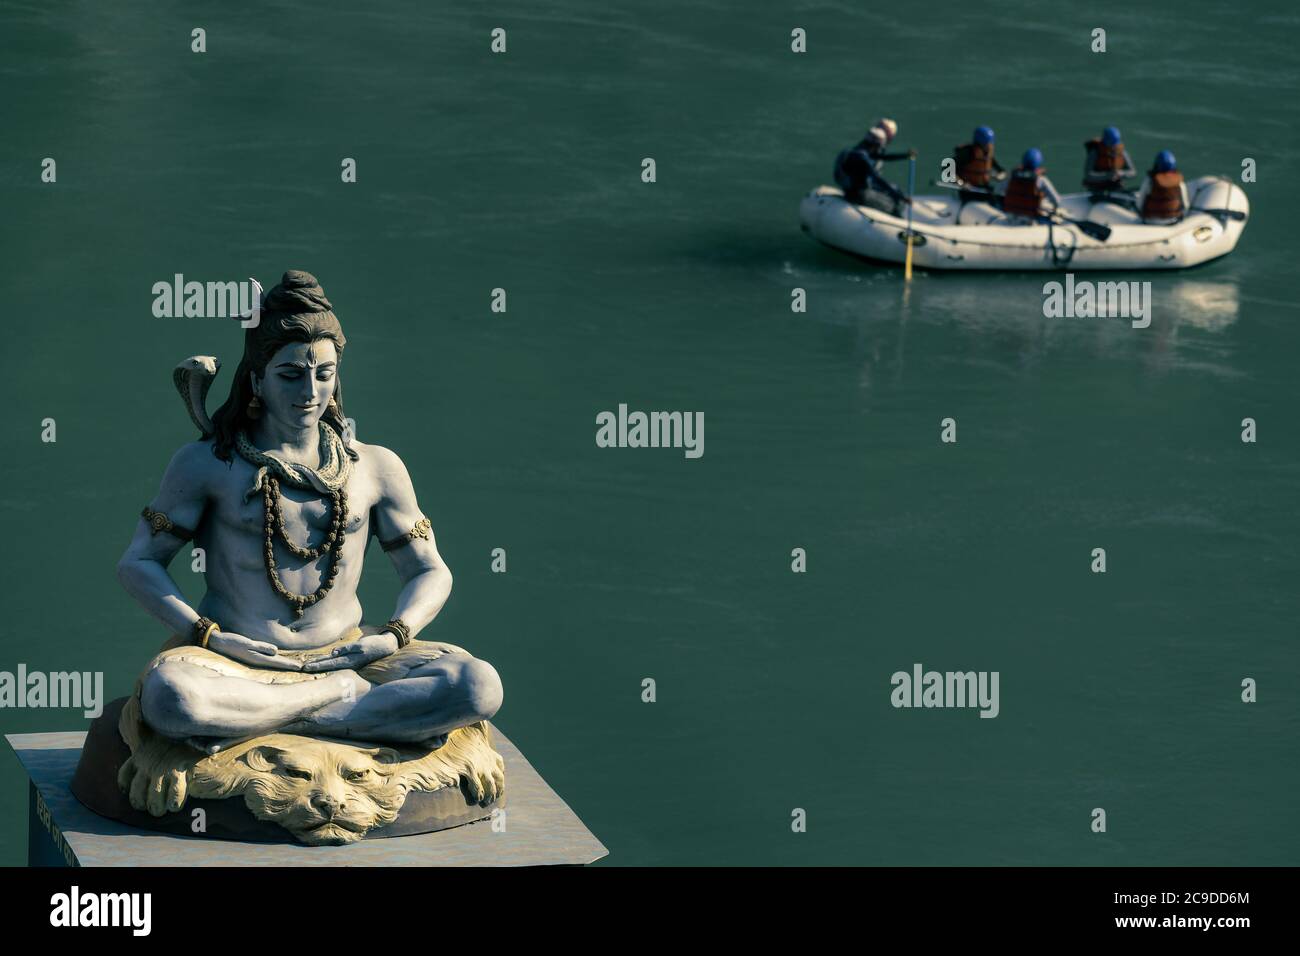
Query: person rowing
[
  {"left": 1082, "top": 126, "right": 1136, "bottom": 203},
  {"left": 1000, "top": 148, "right": 1062, "bottom": 222},
  {"left": 833, "top": 117, "right": 915, "bottom": 216},
  {"left": 1135, "top": 150, "right": 1189, "bottom": 224},
  {"left": 952, "top": 125, "right": 1006, "bottom": 203}
]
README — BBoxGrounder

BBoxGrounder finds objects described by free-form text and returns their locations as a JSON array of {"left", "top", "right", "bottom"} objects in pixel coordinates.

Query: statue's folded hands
[
  {"left": 301, "top": 632, "right": 400, "bottom": 672},
  {"left": 208, "top": 630, "right": 304, "bottom": 671}
]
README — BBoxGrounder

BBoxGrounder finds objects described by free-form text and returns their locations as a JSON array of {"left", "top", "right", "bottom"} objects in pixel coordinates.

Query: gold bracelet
[
  {"left": 193, "top": 616, "right": 219, "bottom": 649},
  {"left": 381, "top": 618, "right": 412, "bottom": 648}
]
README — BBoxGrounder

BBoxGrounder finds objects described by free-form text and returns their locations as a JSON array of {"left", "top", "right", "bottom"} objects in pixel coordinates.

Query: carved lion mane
[
  {"left": 187, "top": 726, "right": 504, "bottom": 845},
  {"left": 117, "top": 691, "right": 505, "bottom": 845}
]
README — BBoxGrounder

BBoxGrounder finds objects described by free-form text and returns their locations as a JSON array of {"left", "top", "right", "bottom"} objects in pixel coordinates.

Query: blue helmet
[
  {"left": 1022, "top": 147, "right": 1044, "bottom": 170},
  {"left": 1154, "top": 149, "right": 1177, "bottom": 172},
  {"left": 973, "top": 126, "right": 995, "bottom": 146},
  {"left": 1102, "top": 126, "right": 1122, "bottom": 146}
]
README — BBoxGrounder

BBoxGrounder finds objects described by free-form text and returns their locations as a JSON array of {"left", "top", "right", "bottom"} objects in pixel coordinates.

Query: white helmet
[
  {"left": 874, "top": 118, "right": 898, "bottom": 142},
  {"left": 865, "top": 127, "right": 888, "bottom": 147}
]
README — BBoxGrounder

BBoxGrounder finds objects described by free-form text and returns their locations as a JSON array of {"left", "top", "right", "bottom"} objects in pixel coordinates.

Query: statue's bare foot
[
  {"left": 313, "top": 670, "right": 372, "bottom": 718},
  {"left": 278, "top": 671, "right": 374, "bottom": 738}
]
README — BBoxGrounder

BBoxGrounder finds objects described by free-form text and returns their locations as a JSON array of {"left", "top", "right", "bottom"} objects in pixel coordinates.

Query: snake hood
[
  {"left": 172, "top": 276, "right": 263, "bottom": 438},
  {"left": 174, "top": 355, "right": 222, "bottom": 438}
]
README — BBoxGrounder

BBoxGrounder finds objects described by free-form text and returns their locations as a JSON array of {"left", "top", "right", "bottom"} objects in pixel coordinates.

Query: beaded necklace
[{"left": 236, "top": 424, "right": 354, "bottom": 618}]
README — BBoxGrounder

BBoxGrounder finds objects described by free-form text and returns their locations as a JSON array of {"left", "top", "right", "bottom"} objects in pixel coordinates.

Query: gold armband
[
  {"left": 142, "top": 506, "right": 197, "bottom": 542},
  {"left": 379, "top": 517, "right": 432, "bottom": 552}
]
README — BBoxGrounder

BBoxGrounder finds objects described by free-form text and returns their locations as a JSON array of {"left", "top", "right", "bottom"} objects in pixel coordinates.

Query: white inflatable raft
[{"left": 799, "top": 175, "right": 1248, "bottom": 270}]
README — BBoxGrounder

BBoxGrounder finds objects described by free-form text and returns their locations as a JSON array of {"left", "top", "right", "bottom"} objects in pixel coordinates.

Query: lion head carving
[
  {"left": 183, "top": 723, "right": 505, "bottom": 845},
  {"left": 196, "top": 740, "right": 408, "bottom": 845}
]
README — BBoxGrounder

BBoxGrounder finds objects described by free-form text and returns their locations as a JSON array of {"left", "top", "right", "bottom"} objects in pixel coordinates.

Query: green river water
[{"left": 1, "top": 1, "right": 1296, "bottom": 865}]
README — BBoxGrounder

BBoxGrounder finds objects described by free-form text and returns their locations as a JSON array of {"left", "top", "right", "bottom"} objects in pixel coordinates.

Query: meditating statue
[{"left": 93, "top": 270, "right": 505, "bottom": 845}]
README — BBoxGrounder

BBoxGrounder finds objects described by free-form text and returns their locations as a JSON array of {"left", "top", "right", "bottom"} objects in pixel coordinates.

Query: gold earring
[{"left": 247, "top": 395, "right": 263, "bottom": 418}]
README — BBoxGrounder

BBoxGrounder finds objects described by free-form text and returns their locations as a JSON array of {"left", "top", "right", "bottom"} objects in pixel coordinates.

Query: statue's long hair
[{"left": 209, "top": 271, "right": 359, "bottom": 463}]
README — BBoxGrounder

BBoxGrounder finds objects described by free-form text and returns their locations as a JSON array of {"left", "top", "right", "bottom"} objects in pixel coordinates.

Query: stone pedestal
[
  {"left": 69, "top": 697, "right": 498, "bottom": 843},
  {"left": 7, "top": 716, "right": 607, "bottom": 866}
]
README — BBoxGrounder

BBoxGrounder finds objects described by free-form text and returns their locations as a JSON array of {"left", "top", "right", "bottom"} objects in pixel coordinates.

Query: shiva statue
[{"left": 105, "top": 271, "right": 504, "bottom": 843}]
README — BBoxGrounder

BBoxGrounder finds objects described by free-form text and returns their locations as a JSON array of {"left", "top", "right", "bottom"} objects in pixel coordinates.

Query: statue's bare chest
[{"left": 207, "top": 459, "right": 379, "bottom": 544}]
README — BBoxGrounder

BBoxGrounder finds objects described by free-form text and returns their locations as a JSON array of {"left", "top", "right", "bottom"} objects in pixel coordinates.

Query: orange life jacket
[
  {"left": 955, "top": 143, "right": 995, "bottom": 187},
  {"left": 1142, "top": 170, "right": 1185, "bottom": 220},
  {"left": 1002, "top": 168, "right": 1043, "bottom": 217},
  {"left": 1085, "top": 139, "right": 1127, "bottom": 172}
]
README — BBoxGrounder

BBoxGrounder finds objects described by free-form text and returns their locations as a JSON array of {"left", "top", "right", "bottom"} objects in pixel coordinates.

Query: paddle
[
  {"left": 1053, "top": 214, "right": 1112, "bottom": 242},
  {"left": 1100, "top": 199, "right": 1245, "bottom": 222},
  {"left": 1191, "top": 207, "right": 1248, "bottom": 221},
  {"left": 905, "top": 153, "right": 916, "bottom": 280},
  {"left": 929, "top": 181, "right": 1113, "bottom": 241},
  {"left": 929, "top": 179, "right": 994, "bottom": 196}
]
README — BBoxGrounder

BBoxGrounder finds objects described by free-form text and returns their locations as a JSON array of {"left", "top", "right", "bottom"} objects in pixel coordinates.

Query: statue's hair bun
[
  {"left": 280, "top": 270, "right": 316, "bottom": 289},
  {"left": 264, "top": 270, "right": 332, "bottom": 314}
]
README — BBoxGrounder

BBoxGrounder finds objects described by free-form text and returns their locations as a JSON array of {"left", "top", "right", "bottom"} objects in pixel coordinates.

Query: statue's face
[{"left": 252, "top": 339, "right": 338, "bottom": 430}]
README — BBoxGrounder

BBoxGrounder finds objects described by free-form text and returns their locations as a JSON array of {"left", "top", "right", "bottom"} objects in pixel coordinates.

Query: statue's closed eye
[{"left": 282, "top": 767, "right": 313, "bottom": 780}]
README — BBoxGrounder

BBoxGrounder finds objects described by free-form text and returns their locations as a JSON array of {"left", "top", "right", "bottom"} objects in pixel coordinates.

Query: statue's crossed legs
[{"left": 137, "top": 626, "right": 504, "bottom": 754}]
